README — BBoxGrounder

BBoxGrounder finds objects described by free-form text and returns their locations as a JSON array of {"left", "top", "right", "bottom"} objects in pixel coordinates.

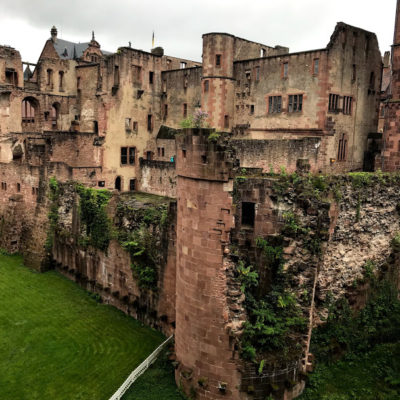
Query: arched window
[
  {"left": 21, "top": 97, "right": 38, "bottom": 126},
  {"left": 59, "top": 71, "right": 64, "bottom": 90}
]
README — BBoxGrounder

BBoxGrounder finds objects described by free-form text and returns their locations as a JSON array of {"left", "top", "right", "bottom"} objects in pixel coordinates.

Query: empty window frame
[
  {"left": 163, "top": 104, "right": 168, "bottom": 119},
  {"left": 282, "top": 62, "right": 288, "bottom": 78},
  {"left": 224, "top": 115, "right": 229, "bottom": 129},
  {"left": 149, "top": 71, "right": 154, "bottom": 84},
  {"left": 113, "top": 66, "right": 119, "bottom": 86},
  {"left": 343, "top": 96, "right": 353, "bottom": 115},
  {"left": 129, "top": 179, "right": 136, "bottom": 191},
  {"left": 22, "top": 99, "right": 36, "bottom": 124},
  {"left": 250, "top": 104, "right": 255, "bottom": 115},
  {"left": 288, "top": 94, "right": 303, "bottom": 113},
  {"left": 337, "top": 133, "right": 347, "bottom": 161},
  {"left": 180, "top": 61, "right": 187, "bottom": 69},
  {"left": 125, "top": 118, "right": 131, "bottom": 130},
  {"left": 328, "top": 94, "right": 340, "bottom": 112},
  {"left": 147, "top": 114, "right": 153, "bottom": 131},
  {"left": 59, "top": 71, "right": 64, "bottom": 90},
  {"left": 241, "top": 202, "right": 255, "bottom": 227},
  {"left": 269, "top": 96, "right": 282, "bottom": 113},
  {"left": 183, "top": 103, "right": 188, "bottom": 118},
  {"left": 120, "top": 147, "right": 135, "bottom": 165},
  {"left": 46, "top": 69, "right": 53, "bottom": 86},
  {"left": 5, "top": 68, "right": 18, "bottom": 85},
  {"left": 215, "top": 54, "right": 221, "bottom": 67},
  {"left": 133, "top": 121, "right": 138, "bottom": 132},
  {"left": 313, "top": 58, "right": 319, "bottom": 75}
]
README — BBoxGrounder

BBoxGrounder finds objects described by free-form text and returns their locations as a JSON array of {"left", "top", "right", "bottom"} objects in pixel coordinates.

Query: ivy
[
  {"left": 238, "top": 238, "right": 306, "bottom": 363},
  {"left": 76, "top": 184, "right": 112, "bottom": 251}
]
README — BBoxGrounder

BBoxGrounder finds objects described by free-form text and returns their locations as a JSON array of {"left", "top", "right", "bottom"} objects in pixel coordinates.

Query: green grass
[
  {"left": 299, "top": 342, "right": 400, "bottom": 400},
  {"left": 122, "top": 349, "right": 186, "bottom": 400},
  {"left": 0, "top": 254, "right": 164, "bottom": 400}
]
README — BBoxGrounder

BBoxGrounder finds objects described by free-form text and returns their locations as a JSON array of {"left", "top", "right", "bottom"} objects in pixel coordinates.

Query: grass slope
[
  {"left": 122, "top": 349, "right": 186, "bottom": 400},
  {"left": 0, "top": 254, "right": 164, "bottom": 400},
  {"left": 299, "top": 342, "right": 400, "bottom": 400}
]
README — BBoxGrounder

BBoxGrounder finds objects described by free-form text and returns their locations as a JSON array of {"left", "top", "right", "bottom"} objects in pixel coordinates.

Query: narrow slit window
[{"left": 242, "top": 202, "right": 255, "bottom": 227}]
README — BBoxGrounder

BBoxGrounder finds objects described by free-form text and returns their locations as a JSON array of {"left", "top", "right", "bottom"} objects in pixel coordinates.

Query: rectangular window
[
  {"left": 133, "top": 121, "right": 138, "bottom": 132},
  {"left": 5, "top": 68, "right": 18, "bottom": 85},
  {"left": 343, "top": 96, "right": 353, "bottom": 115},
  {"left": 146, "top": 151, "right": 152, "bottom": 160},
  {"left": 328, "top": 94, "right": 340, "bottom": 112},
  {"left": 149, "top": 71, "right": 154, "bottom": 84},
  {"left": 224, "top": 115, "right": 229, "bottom": 129},
  {"left": 147, "top": 114, "right": 153, "bottom": 131},
  {"left": 255, "top": 66, "right": 260, "bottom": 81},
  {"left": 121, "top": 147, "right": 128, "bottom": 165},
  {"left": 250, "top": 104, "right": 255, "bottom": 115},
  {"left": 242, "top": 202, "right": 255, "bottom": 227},
  {"left": 313, "top": 58, "right": 319, "bottom": 75},
  {"left": 129, "top": 179, "right": 136, "bottom": 191},
  {"left": 121, "top": 147, "right": 135, "bottom": 165},
  {"left": 180, "top": 61, "right": 187, "bottom": 69},
  {"left": 245, "top": 70, "right": 251, "bottom": 80},
  {"left": 125, "top": 118, "right": 131, "bottom": 130},
  {"left": 283, "top": 62, "right": 288, "bottom": 78},
  {"left": 164, "top": 104, "right": 168, "bottom": 119},
  {"left": 337, "top": 134, "right": 347, "bottom": 161},
  {"left": 162, "top": 148, "right": 165, "bottom": 157},
  {"left": 204, "top": 80, "right": 209, "bottom": 93},
  {"left": 114, "top": 66, "right": 119, "bottom": 86},
  {"left": 129, "top": 147, "right": 135, "bottom": 164},
  {"left": 183, "top": 103, "right": 188, "bottom": 118},
  {"left": 288, "top": 94, "right": 303, "bottom": 113},
  {"left": 268, "top": 96, "right": 282, "bottom": 113},
  {"left": 216, "top": 54, "right": 221, "bottom": 67}
]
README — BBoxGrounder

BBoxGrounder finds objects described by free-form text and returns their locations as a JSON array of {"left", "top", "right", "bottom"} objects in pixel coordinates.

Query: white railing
[{"left": 109, "top": 335, "right": 174, "bottom": 400}]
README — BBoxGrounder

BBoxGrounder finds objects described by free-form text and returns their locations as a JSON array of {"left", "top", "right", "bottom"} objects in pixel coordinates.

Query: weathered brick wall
[
  {"left": 231, "top": 137, "right": 322, "bottom": 173},
  {"left": 139, "top": 159, "right": 176, "bottom": 198},
  {"left": 161, "top": 67, "right": 202, "bottom": 128},
  {"left": 51, "top": 188, "right": 177, "bottom": 336}
]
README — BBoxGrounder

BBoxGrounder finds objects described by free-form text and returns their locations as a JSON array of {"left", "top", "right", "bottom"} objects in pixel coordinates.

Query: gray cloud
[{"left": 0, "top": 0, "right": 396, "bottom": 62}]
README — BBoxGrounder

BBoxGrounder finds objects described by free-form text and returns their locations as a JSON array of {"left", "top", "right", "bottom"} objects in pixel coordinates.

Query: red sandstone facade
[{"left": 0, "top": 16, "right": 391, "bottom": 400}]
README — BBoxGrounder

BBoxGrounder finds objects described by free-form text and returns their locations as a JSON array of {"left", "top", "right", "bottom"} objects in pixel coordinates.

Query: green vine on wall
[
  {"left": 117, "top": 201, "right": 169, "bottom": 290},
  {"left": 238, "top": 237, "right": 307, "bottom": 363},
  {"left": 76, "top": 184, "right": 112, "bottom": 251}
]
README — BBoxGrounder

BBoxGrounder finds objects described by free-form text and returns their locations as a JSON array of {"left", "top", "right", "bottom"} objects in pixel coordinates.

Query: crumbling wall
[
  {"left": 50, "top": 184, "right": 177, "bottom": 335},
  {"left": 139, "top": 159, "right": 176, "bottom": 198}
]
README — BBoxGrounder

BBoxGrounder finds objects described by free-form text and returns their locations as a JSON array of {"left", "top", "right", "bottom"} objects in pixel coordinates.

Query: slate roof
[{"left": 52, "top": 38, "right": 112, "bottom": 60}]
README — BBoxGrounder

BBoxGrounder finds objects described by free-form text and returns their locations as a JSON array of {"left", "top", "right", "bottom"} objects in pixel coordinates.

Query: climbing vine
[
  {"left": 116, "top": 200, "right": 169, "bottom": 290},
  {"left": 76, "top": 184, "right": 112, "bottom": 251}
]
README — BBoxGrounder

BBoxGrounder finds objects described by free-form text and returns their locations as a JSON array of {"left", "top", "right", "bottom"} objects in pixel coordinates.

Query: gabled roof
[
  {"left": 53, "top": 38, "right": 90, "bottom": 60},
  {"left": 52, "top": 38, "right": 112, "bottom": 60}
]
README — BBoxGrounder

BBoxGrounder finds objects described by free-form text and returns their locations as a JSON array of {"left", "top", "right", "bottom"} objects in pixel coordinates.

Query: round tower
[{"left": 201, "top": 33, "right": 235, "bottom": 131}]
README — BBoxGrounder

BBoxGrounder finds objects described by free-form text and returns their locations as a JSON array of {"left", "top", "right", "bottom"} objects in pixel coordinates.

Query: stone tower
[
  {"left": 201, "top": 34, "right": 235, "bottom": 131},
  {"left": 174, "top": 128, "right": 245, "bottom": 399}
]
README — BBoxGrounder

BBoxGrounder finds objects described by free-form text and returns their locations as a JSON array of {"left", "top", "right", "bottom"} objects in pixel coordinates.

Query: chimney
[{"left": 51, "top": 26, "right": 58, "bottom": 43}]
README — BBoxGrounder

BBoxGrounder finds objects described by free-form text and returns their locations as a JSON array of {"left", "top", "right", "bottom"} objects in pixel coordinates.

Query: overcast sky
[{"left": 0, "top": 0, "right": 397, "bottom": 63}]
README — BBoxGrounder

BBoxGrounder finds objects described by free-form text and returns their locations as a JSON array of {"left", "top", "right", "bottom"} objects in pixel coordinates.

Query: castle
[{"left": 1, "top": 4, "right": 400, "bottom": 400}]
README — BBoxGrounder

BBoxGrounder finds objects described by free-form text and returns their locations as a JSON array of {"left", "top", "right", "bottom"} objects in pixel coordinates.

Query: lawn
[
  {"left": 122, "top": 348, "right": 186, "bottom": 400},
  {"left": 0, "top": 253, "right": 164, "bottom": 400}
]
